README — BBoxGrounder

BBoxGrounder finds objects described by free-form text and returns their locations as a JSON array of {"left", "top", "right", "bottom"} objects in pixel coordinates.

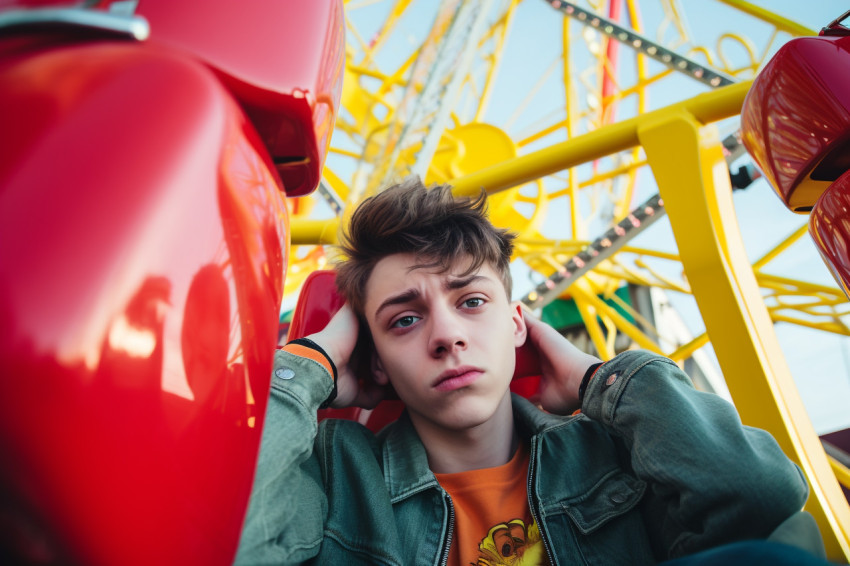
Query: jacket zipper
[
  {"left": 438, "top": 491, "right": 455, "bottom": 566},
  {"left": 527, "top": 440, "right": 556, "bottom": 565}
]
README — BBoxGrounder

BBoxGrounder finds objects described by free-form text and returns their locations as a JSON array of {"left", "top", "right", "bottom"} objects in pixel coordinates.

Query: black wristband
[
  {"left": 578, "top": 362, "right": 603, "bottom": 404},
  {"left": 287, "top": 337, "right": 338, "bottom": 408}
]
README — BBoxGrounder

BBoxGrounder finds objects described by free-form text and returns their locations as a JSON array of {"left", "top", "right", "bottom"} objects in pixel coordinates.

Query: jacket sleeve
[
  {"left": 233, "top": 347, "right": 335, "bottom": 565},
  {"left": 580, "top": 349, "right": 809, "bottom": 559}
]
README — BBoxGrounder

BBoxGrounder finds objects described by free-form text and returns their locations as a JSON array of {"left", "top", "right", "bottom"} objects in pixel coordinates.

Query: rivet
[
  {"left": 276, "top": 367, "right": 295, "bottom": 380},
  {"left": 610, "top": 491, "right": 627, "bottom": 504}
]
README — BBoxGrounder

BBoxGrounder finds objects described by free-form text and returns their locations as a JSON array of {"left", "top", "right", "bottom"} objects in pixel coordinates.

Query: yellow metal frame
[
  {"left": 639, "top": 111, "right": 850, "bottom": 561},
  {"left": 715, "top": 0, "right": 817, "bottom": 37}
]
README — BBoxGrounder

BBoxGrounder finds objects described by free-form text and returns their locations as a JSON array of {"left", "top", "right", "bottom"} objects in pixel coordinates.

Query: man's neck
[{"left": 409, "top": 394, "right": 519, "bottom": 474}]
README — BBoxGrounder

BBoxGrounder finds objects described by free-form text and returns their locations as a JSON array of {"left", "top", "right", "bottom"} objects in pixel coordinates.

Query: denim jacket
[{"left": 235, "top": 349, "right": 808, "bottom": 565}]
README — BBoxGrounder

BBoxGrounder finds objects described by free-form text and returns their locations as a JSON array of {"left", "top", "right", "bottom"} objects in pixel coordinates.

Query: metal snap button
[
  {"left": 610, "top": 491, "right": 627, "bottom": 504},
  {"left": 275, "top": 367, "right": 295, "bottom": 380},
  {"left": 605, "top": 372, "right": 619, "bottom": 386}
]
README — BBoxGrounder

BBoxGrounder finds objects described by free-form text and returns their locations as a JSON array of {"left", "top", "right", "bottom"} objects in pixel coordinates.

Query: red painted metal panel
[
  {"left": 139, "top": 0, "right": 345, "bottom": 197},
  {"left": 0, "top": 0, "right": 344, "bottom": 562},
  {"left": 810, "top": 169, "right": 850, "bottom": 298},
  {"left": 2, "top": 0, "right": 346, "bottom": 196},
  {"left": 742, "top": 32, "right": 850, "bottom": 212},
  {"left": 0, "top": 38, "right": 286, "bottom": 564}
]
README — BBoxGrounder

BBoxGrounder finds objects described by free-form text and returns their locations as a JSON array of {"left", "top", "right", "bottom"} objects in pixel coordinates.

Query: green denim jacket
[{"left": 235, "top": 349, "right": 809, "bottom": 565}]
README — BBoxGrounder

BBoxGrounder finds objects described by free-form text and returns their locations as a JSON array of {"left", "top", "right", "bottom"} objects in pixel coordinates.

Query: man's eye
[
  {"left": 463, "top": 298, "right": 484, "bottom": 308},
  {"left": 392, "top": 315, "right": 420, "bottom": 328}
]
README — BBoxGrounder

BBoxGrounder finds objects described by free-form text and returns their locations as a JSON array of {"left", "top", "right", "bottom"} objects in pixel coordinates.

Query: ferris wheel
[{"left": 285, "top": 0, "right": 850, "bottom": 558}]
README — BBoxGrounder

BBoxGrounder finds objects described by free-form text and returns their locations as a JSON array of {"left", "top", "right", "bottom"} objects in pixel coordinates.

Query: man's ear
[
  {"left": 371, "top": 350, "right": 390, "bottom": 385},
  {"left": 511, "top": 302, "right": 528, "bottom": 347}
]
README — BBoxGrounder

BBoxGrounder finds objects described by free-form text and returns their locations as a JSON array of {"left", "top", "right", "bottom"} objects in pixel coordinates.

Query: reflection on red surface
[
  {"left": 0, "top": 1, "right": 343, "bottom": 564},
  {"left": 288, "top": 271, "right": 544, "bottom": 432},
  {"left": 742, "top": 32, "right": 850, "bottom": 212},
  {"left": 810, "top": 169, "right": 850, "bottom": 298}
]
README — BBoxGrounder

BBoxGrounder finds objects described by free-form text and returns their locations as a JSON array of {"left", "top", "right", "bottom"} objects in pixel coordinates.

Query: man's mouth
[{"left": 433, "top": 366, "right": 484, "bottom": 392}]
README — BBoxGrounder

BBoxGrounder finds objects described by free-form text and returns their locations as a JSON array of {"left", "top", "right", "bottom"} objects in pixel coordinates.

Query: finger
[
  {"left": 311, "top": 304, "right": 359, "bottom": 369},
  {"left": 520, "top": 306, "right": 541, "bottom": 325},
  {"left": 522, "top": 311, "right": 557, "bottom": 346},
  {"left": 326, "top": 303, "right": 358, "bottom": 338}
]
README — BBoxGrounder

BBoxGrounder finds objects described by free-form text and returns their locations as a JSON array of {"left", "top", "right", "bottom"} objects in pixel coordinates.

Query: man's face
[{"left": 363, "top": 253, "right": 527, "bottom": 433}]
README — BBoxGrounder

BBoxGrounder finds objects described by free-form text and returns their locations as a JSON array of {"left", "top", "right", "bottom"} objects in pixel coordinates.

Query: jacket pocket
[
  {"left": 562, "top": 470, "right": 646, "bottom": 534},
  {"left": 540, "top": 471, "right": 654, "bottom": 565}
]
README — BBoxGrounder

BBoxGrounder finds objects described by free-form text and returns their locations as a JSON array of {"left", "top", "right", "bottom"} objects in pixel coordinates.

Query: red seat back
[
  {"left": 810, "top": 169, "right": 850, "bottom": 298},
  {"left": 139, "top": 0, "right": 345, "bottom": 196},
  {"left": 742, "top": 16, "right": 850, "bottom": 299},
  {"left": 742, "top": 21, "right": 850, "bottom": 213},
  {"left": 287, "top": 270, "right": 542, "bottom": 431}
]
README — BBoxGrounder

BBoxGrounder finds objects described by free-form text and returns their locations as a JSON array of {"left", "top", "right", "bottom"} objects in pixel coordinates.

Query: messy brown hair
[{"left": 335, "top": 177, "right": 515, "bottom": 317}]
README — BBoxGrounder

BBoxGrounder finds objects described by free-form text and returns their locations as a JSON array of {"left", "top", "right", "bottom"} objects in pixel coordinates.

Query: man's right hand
[
  {"left": 522, "top": 309, "right": 601, "bottom": 415},
  {"left": 307, "top": 304, "right": 389, "bottom": 409}
]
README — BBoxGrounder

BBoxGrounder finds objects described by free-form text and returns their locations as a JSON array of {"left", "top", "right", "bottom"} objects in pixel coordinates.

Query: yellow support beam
[
  {"left": 753, "top": 224, "right": 808, "bottom": 270},
  {"left": 289, "top": 218, "right": 338, "bottom": 246},
  {"left": 307, "top": 83, "right": 751, "bottom": 250},
  {"left": 638, "top": 112, "right": 850, "bottom": 562},
  {"left": 573, "top": 282, "right": 615, "bottom": 361},
  {"left": 571, "top": 282, "right": 665, "bottom": 355},
  {"left": 669, "top": 333, "right": 710, "bottom": 364},
  {"left": 714, "top": 0, "right": 817, "bottom": 37},
  {"left": 449, "top": 81, "right": 752, "bottom": 198}
]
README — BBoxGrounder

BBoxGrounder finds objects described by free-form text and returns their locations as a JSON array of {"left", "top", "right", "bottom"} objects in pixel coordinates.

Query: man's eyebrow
[
  {"left": 445, "top": 274, "right": 489, "bottom": 291},
  {"left": 374, "top": 288, "right": 420, "bottom": 319}
]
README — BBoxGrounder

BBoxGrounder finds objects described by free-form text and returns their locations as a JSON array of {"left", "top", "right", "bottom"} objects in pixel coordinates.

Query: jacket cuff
[
  {"left": 284, "top": 338, "right": 337, "bottom": 408},
  {"left": 581, "top": 350, "right": 678, "bottom": 424},
  {"left": 578, "top": 362, "right": 603, "bottom": 404},
  {"left": 271, "top": 347, "right": 335, "bottom": 410}
]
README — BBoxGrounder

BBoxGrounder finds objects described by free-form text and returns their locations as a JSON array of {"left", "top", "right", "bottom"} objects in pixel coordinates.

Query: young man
[{"left": 235, "top": 178, "right": 827, "bottom": 565}]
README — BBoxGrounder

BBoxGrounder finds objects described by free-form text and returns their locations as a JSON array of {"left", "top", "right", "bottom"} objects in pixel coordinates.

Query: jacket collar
[
  {"left": 511, "top": 394, "right": 572, "bottom": 436},
  {"left": 379, "top": 411, "right": 438, "bottom": 503},
  {"left": 380, "top": 394, "right": 573, "bottom": 502}
]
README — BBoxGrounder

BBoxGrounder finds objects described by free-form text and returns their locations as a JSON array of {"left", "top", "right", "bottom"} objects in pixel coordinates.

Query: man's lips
[{"left": 433, "top": 366, "right": 484, "bottom": 392}]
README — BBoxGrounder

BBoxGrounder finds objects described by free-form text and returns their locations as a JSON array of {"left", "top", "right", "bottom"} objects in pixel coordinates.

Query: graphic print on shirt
[{"left": 474, "top": 517, "right": 545, "bottom": 566}]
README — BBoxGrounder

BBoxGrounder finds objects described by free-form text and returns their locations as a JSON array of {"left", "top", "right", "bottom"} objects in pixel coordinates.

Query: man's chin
[{"left": 412, "top": 393, "right": 512, "bottom": 432}]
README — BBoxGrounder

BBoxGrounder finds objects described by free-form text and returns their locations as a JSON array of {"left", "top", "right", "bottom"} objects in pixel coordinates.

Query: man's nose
[{"left": 428, "top": 305, "right": 467, "bottom": 357}]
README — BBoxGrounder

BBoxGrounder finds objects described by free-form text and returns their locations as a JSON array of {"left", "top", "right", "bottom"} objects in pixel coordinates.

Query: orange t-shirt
[{"left": 435, "top": 444, "right": 550, "bottom": 566}]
